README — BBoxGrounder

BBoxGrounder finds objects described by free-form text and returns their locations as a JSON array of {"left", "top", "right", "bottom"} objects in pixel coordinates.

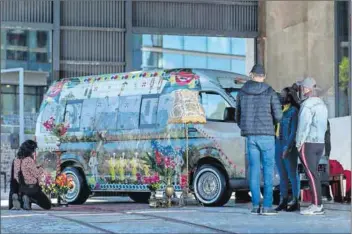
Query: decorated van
[{"left": 35, "top": 68, "right": 280, "bottom": 206}]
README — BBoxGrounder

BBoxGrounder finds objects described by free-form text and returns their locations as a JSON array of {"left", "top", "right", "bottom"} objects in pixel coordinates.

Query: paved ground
[{"left": 1, "top": 196, "right": 350, "bottom": 234}]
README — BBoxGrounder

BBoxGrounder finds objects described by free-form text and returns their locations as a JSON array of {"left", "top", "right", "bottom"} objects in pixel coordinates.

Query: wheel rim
[
  {"left": 195, "top": 169, "right": 222, "bottom": 204},
  {"left": 64, "top": 172, "right": 80, "bottom": 203}
]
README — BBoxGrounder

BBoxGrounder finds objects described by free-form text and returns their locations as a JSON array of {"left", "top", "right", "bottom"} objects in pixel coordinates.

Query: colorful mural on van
[{"left": 36, "top": 68, "right": 248, "bottom": 206}]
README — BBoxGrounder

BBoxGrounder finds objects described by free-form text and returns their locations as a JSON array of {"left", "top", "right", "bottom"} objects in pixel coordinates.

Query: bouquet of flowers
[
  {"left": 43, "top": 116, "right": 70, "bottom": 138},
  {"left": 143, "top": 151, "right": 177, "bottom": 185},
  {"left": 143, "top": 173, "right": 161, "bottom": 191},
  {"left": 40, "top": 174, "right": 56, "bottom": 195},
  {"left": 40, "top": 173, "right": 73, "bottom": 198},
  {"left": 55, "top": 173, "right": 74, "bottom": 195}
]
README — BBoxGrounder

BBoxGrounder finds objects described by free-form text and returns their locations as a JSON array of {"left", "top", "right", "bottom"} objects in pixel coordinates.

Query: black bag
[{"left": 18, "top": 159, "right": 40, "bottom": 196}]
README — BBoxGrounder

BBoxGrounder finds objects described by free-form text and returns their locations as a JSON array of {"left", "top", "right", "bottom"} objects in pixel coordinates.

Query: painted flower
[
  {"left": 170, "top": 160, "right": 176, "bottom": 169},
  {"left": 136, "top": 173, "right": 142, "bottom": 182},
  {"left": 164, "top": 157, "right": 171, "bottom": 168},
  {"left": 155, "top": 150, "right": 162, "bottom": 165},
  {"left": 180, "top": 174, "right": 187, "bottom": 189},
  {"left": 143, "top": 176, "right": 151, "bottom": 184}
]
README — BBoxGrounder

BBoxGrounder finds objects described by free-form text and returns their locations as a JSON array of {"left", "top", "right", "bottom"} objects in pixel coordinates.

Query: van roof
[{"left": 59, "top": 68, "right": 249, "bottom": 82}]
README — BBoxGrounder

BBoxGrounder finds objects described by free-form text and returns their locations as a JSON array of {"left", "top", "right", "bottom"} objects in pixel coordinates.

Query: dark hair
[
  {"left": 17, "top": 140, "right": 38, "bottom": 159},
  {"left": 283, "top": 87, "right": 300, "bottom": 109}
]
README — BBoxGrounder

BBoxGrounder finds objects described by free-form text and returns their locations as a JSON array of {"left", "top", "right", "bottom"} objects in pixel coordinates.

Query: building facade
[
  {"left": 262, "top": 1, "right": 350, "bottom": 118},
  {"left": 1, "top": 0, "right": 258, "bottom": 133},
  {"left": 0, "top": 0, "right": 258, "bottom": 182}
]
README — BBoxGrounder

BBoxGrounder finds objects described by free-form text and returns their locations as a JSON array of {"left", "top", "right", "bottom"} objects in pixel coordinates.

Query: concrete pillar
[{"left": 264, "top": 1, "right": 335, "bottom": 117}]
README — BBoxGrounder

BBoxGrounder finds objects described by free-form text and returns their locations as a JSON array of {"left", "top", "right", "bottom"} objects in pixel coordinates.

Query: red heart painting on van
[{"left": 170, "top": 71, "right": 199, "bottom": 86}]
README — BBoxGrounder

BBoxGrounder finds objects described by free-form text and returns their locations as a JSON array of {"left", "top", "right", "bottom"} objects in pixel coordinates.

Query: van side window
[
  {"left": 80, "top": 99, "right": 97, "bottom": 131},
  {"left": 95, "top": 97, "right": 119, "bottom": 131},
  {"left": 140, "top": 95, "right": 159, "bottom": 128},
  {"left": 200, "top": 92, "right": 230, "bottom": 121},
  {"left": 157, "top": 94, "right": 173, "bottom": 127},
  {"left": 64, "top": 100, "right": 83, "bottom": 132},
  {"left": 40, "top": 101, "right": 64, "bottom": 133},
  {"left": 117, "top": 95, "right": 141, "bottom": 130}
]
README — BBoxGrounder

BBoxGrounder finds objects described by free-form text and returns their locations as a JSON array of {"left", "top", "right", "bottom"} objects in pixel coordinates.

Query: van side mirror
[{"left": 223, "top": 107, "right": 236, "bottom": 122}]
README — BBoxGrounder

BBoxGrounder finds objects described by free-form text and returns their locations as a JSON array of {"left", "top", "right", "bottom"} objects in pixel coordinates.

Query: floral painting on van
[{"left": 36, "top": 68, "right": 248, "bottom": 205}]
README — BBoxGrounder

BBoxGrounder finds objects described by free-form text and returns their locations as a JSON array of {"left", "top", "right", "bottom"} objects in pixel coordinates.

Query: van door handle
[{"left": 187, "top": 127, "right": 197, "bottom": 133}]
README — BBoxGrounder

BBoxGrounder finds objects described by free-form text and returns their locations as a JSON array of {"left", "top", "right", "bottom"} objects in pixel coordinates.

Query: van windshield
[{"left": 224, "top": 88, "right": 239, "bottom": 103}]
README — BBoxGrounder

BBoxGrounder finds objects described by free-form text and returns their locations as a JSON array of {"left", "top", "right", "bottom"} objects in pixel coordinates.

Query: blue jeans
[
  {"left": 275, "top": 139, "right": 300, "bottom": 200},
  {"left": 247, "top": 136, "right": 275, "bottom": 209}
]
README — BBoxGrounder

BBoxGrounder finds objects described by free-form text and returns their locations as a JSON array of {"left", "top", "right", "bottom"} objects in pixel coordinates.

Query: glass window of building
[
  {"left": 184, "top": 36, "right": 206, "bottom": 52},
  {"left": 207, "top": 37, "right": 230, "bottom": 54},
  {"left": 133, "top": 34, "right": 253, "bottom": 75},
  {"left": 336, "top": 1, "right": 351, "bottom": 117},
  {"left": 1, "top": 27, "right": 52, "bottom": 133}
]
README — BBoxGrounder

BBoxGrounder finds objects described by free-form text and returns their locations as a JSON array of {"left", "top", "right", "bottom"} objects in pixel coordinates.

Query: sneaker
[
  {"left": 300, "top": 204, "right": 325, "bottom": 215},
  {"left": 11, "top": 194, "right": 21, "bottom": 210},
  {"left": 22, "top": 195, "right": 31, "bottom": 210},
  {"left": 261, "top": 208, "right": 278, "bottom": 216},
  {"left": 250, "top": 207, "right": 261, "bottom": 215}
]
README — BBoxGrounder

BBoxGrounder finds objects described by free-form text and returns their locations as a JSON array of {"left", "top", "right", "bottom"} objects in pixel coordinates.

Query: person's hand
[{"left": 282, "top": 150, "right": 288, "bottom": 159}]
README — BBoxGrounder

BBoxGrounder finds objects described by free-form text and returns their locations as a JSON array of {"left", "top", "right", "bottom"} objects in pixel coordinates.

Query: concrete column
[
  {"left": 257, "top": 1, "right": 266, "bottom": 66},
  {"left": 52, "top": 0, "right": 60, "bottom": 81},
  {"left": 125, "top": 0, "right": 133, "bottom": 72}
]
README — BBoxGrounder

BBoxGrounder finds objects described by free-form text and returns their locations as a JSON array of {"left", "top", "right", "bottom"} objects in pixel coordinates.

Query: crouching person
[{"left": 12, "top": 140, "right": 51, "bottom": 210}]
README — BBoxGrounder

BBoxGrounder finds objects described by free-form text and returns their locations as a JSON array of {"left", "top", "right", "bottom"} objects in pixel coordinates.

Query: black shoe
[
  {"left": 250, "top": 207, "right": 261, "bottom": 215},
  {"left": 287, "top": 203, "right": 300, "bottom": 212},
  {"left": 275, "top": 197, "right": 288, "bottom": 211},
  {"left": 261, "top": 208, "right": 278, "bottom": 216}
]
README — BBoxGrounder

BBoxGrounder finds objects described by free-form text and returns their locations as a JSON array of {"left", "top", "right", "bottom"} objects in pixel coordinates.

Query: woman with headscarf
[{"left": 11, "top": 140, "right": 51, "bottom": 210}]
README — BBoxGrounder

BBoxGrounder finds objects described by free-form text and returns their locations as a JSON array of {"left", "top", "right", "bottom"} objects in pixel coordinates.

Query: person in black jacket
[{"left": 236, "top": 64, "right": 283, "bottom": 215}]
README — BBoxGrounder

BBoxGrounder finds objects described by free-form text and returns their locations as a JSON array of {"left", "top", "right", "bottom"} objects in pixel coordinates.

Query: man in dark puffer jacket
[{"left": 236, "top": 64, "right": 282, "bottom": 215}]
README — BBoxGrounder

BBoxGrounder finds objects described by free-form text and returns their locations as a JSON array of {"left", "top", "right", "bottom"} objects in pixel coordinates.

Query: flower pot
[
  {"left": 149, "top": 191, "right": 157, "bottom": 208},
  {"left": 165, "top": 185, "right": 174, "bottom": 207},
  {"left": 58, "top": 195, "right": 69, "bottom": 207},
  {"left": 165, "top": 185, "right": 174, "bottom": 198}
]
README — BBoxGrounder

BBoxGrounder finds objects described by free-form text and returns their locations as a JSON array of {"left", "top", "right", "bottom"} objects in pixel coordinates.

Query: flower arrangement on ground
[{"left": 40, "top": 173, "right": 74, "bottom": 199}]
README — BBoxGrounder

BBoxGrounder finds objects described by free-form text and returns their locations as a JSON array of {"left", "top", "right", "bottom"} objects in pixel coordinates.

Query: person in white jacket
[{"left": 295, "top": 77, "right": 328, "bottom": 215}]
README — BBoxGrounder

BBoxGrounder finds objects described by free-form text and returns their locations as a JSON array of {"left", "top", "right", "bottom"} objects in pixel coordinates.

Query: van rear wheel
[
  {"left": 193, "top": 165, "right": 230, "bottom": 206},
  {"left": 62, "top": 167, "right": 90, "bottom": 204}
]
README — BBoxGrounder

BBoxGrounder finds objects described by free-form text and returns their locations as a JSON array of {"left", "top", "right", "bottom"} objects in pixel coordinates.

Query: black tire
[
  {"left": 62, "top": 167, "right": 90, "bottom": 205},
  {"left": 128, "top": 192, "right": 151, "bottom": 203},
  {"left": 235, "top": 190, "right": 251, "bottom": 203},
  {"left": 218, "top": 189, "right": 233, "bottom": 206},
  {"left": 193, "top": 165, "right": 230, "bottom": 206}
]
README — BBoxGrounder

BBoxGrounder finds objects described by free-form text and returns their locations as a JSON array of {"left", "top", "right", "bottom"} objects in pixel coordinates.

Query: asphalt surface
[{"left": 1, "top": 196, "right": 351, "bottom": 233}]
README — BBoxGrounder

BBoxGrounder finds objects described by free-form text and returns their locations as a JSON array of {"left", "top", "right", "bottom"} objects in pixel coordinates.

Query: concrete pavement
[{"left": 1, "top": 196, "right": 351, "bottom": 234}]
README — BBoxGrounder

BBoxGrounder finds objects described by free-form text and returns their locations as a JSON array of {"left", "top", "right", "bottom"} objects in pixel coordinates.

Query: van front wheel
[
  {"left": 62, "top": 167, "right": 90, "bottom": 204},
  {"left": 193, "top": 165, "right": 230, "bottom": 206}
]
